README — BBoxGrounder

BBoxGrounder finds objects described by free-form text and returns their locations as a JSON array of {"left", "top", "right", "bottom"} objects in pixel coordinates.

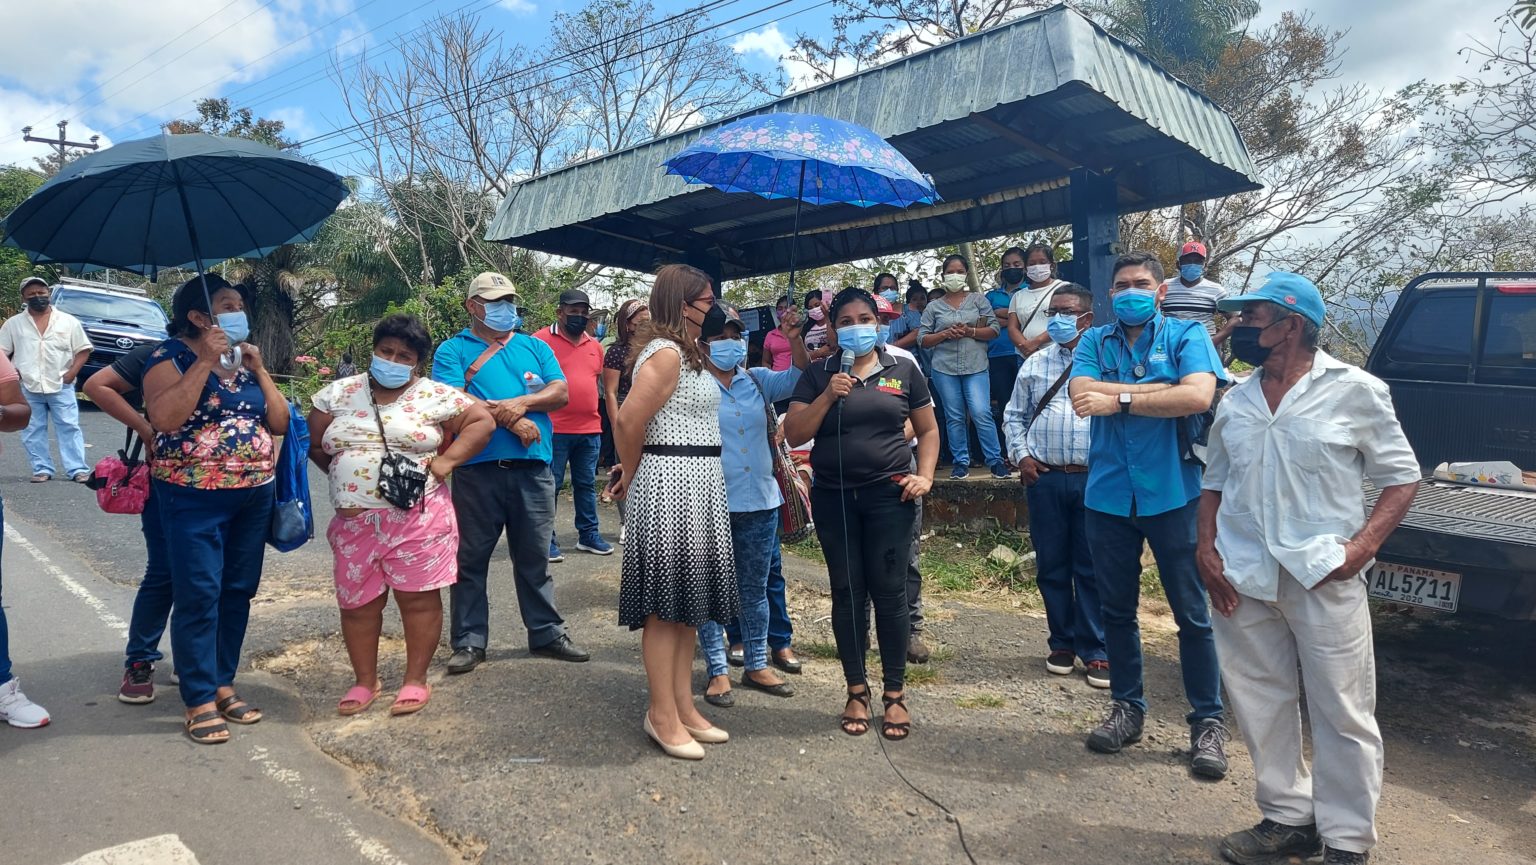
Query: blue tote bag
[{"left": 269, "top": 401, "right": 313, "bottom": 552}]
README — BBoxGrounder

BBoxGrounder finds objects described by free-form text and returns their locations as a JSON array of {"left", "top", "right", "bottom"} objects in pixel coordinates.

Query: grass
[
  {"left": 794, "top": 640, "right": 942, "bottom": 686},
  {"left": 954, "top": 693, "right": 1007, "bottom": 709}
]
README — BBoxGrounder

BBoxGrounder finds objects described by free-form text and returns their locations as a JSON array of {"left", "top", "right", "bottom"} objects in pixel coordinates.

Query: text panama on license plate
[{"left": 1366, "top": 562, "right": 1461, "bottom": 612}]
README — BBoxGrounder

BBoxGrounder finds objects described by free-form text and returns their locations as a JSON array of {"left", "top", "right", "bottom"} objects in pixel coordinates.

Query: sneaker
[
  {"left": 907, "top": 634, "right": 932, "bottom": 664},
  {"left": 548, "top": 541, "right": 565, "bottom": 563},
  {"left": 949, "top": 466, "right": 969, "bottom": 479},
  {"left": 1219, "top": 819, "right": 1322, "bottom": 864},
  {"left": 1084, "top": 660, "right": 1111, "bottom": 689},
  {"left": 118, "top": 661, "right": 156, "bottom": 704},
  {"left": 169, "top": 670, "right": 180, "bottom": 686},
  {"left": 0, "top": 677, "right": 50, "bottom": 728},
  {"left": 576, "top": 535, "right": 614, "bottom": 556},
  {"left": 1323, "top": 849, "right": 1369, "bottom": 865},
  {"left": 1086, "top": 699, "right": 1143, "bottom": 754},
  {"left": 1191, "top": 718, "right": 1231, "bottom": 779},
  {"left": 1045, "top": 650, "right": 1076, "bottom": 676},
  {"left": 989, "top": 462, "right": 1011, "bottom": 479}
]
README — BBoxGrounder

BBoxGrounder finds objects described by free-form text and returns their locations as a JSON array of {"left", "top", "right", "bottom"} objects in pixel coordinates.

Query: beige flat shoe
[
  {"left": 682, "top": 721, "right": 729, "bottom": 744},
  {"left": 644, "top": 712, "right": 705, "bottom": 760}
]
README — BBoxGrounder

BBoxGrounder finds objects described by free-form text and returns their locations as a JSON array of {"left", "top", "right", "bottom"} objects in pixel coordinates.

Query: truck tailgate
[{"left": 1366, "top": 479, "right": 1536, "bottom": 547}]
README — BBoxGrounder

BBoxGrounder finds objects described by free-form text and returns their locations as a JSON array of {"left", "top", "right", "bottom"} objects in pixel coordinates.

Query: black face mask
[
  {"left": 25, "top": 296, "right": 49, "bottom": 312},
  {"left": 1229, "top": 318, "right": 1287, "bottom": 366},
  {"left": 698, "top": 302, "right": 728, "bottom": 340},
  {"left": 1001, "top": 267, "right": 1025, "bottom": 286},
  {"left": 563, "top": 314, "right": 588, "bottom": 336}
]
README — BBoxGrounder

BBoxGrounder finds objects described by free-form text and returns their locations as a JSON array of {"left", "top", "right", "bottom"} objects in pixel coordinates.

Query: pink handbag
[{"left": 88, "top": 430, "right": 151, "bottom": 515}]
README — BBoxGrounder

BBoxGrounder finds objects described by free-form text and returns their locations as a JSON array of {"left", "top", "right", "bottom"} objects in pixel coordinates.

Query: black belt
[
  {"left": 643, "top": 445, "right": 722, "bottom": 457},
  {"left": 489, "top": 458, "right": 546, "bottom": 470},
  {"left": 1040, "top": 462, "right": 1089, "bottom": 474}
]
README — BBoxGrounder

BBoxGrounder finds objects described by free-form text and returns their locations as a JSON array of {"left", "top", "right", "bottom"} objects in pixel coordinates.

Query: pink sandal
[
  {"left": 390, "top": 684, "right": 431, "bottom": 716},
  {"left": 338, "top": 680, "right": 382, "bottom": 716}
]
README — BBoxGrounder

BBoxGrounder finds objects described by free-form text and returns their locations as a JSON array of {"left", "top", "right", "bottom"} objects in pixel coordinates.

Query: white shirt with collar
[
  {"left": 0, "top": 309, "right": 91, "bottom": 394},
  {"left": 1201, "top": 350, "right": 1421, "bottom": 601}
]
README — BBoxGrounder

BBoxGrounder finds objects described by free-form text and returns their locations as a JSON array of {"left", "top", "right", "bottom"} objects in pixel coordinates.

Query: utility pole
[{"left": 21, "top": 120, "right": 100, "bottom": 167}]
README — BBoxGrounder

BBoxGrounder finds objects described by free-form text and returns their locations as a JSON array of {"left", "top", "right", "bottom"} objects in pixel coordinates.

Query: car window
[
  {"left": 1477, "top": 290, "right": 1536, "bottom": 384},
  {"left": 1383, "top": 291, "right": 1476, "bottom": 370},
  {"left": 53, "top": 289, "right": 168, "bottom": 331}
]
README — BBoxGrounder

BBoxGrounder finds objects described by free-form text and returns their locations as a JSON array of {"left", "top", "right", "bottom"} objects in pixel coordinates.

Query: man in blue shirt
[
  {"left": 1068, "top": 251, "right": 1230, "bottom": 780},
  {"left": 433, "top": 272, "right": 590, "bottom": 674},
  {"left": 695, "top": 304, "right": 806, "bottom": 706}
]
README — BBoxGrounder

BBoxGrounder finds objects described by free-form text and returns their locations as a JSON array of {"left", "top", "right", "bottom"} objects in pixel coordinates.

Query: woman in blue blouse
[{"left": 142, "top": 276, "right": 290, "bottom": 744}]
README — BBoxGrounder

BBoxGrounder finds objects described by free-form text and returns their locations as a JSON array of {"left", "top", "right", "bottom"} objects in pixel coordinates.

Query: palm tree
[{"left": 1095, "top": 0, "right": 1261, "bottom": 74}]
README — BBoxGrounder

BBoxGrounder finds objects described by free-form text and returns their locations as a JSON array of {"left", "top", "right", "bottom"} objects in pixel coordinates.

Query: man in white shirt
[
  {"left": 1163, "top": 241, "right": 1235, "bottom": 351},
  {"left": 0, "top": 278, "right": 92, "bottom": 483},
  {"left": 1196, "top": 272, "right": 1420, "bottom": 865}
]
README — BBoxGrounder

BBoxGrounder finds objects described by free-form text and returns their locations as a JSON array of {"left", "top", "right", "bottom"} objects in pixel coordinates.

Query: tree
[
  {"left": 1093, "top": 0, "right": 1261, "bottom": 76},
  {"left": 0, "top": 166, "right": 49, "bottom": 312},
  {"left": 165, "top": 98, "right": 294, "bottom": 149}
]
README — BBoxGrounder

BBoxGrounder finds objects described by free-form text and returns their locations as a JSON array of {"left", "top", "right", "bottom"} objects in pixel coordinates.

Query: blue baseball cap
[{"left": 1217, "top": 271, "right": 1325, "bottom": 326}]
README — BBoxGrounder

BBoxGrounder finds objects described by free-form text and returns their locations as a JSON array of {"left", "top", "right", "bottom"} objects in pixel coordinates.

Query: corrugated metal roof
[{"left": 486, "top": 3, "right": 1259, "bottom": 278}]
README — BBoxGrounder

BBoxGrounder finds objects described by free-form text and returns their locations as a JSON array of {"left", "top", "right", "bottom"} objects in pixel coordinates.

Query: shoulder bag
[
  {"left": 87, "top": 428, "right": 151, "bottom": 515},
  {"left": 371, "top": 390, "right": 429, "bottom": 510},
  {"left": 746, "top": 373, "right": 814, "bottom": 543}
]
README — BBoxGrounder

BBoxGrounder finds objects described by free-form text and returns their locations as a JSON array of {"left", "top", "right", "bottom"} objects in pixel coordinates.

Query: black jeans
[{"left": 812, "top": 481, "right": 917, "bottom": 692}]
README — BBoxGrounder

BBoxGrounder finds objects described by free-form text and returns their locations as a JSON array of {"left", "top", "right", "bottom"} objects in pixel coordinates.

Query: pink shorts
[{"left": 327, "top": 485, "right": 459, "bottom": 610}]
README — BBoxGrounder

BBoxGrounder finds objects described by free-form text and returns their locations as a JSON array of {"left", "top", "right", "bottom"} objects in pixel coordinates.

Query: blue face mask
[
  {"left": 1111, "top": 288, "right": 1159, "bottom": 326},
  {"left": 1179, "top": 263, "right": 1205, "bottom": 283},
  {"left": 707, "top": 338, "right": 747, "bottom": 371},
  {"left": 480, "top": 300, "right": 520, "bottom": 333},
  {"left": 1046, "top": 313, "right": 1083, "bottom": 345},
  {"left": 879, "top": 288, "right": 900, "bottom": 305},
  {"left": 837, "top": 324, "right": 879, "bottom": 356},
  {"left": 215, "top": 310, "right": 249, "bottom": 344},
  {"left": 370, "top": 354, "right": 414, "bottom": 388},
  {"left": 876, "top": 323, "right": 892, "bottom": 347},
  {"left": 594, "top": 322, "right": 608, "bottom": 340}
]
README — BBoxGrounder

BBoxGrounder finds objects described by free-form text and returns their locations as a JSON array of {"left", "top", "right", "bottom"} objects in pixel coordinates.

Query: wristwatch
[{"left": 1119, "top": 392, "right": 1132, "bottom": 414}]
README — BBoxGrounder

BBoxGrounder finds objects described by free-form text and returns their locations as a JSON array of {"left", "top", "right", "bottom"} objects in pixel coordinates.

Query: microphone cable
[{"left": 832, "top": 369, "right": 979, "bottom": 865}]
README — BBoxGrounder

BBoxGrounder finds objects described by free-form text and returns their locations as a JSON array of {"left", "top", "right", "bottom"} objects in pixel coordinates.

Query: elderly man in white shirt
[
  {"left": 1196, "top": 272, "right": 1420, "bottom": 865},
  {"left": 0, "top": 277, "right": 92, "bottom": 483}
]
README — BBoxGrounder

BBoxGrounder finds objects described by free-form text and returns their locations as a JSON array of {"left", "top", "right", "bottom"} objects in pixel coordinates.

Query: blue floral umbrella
[{"left": 664, "top": 112, "right": 938, "bottom": 288}]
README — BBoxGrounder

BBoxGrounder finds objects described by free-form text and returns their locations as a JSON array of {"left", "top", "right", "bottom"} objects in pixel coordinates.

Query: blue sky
[{"left": 0, "top": 0, "right": 1513, "bottom": 172}]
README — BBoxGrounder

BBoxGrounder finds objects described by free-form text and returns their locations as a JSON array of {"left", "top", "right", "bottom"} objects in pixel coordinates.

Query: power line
[{"left": 295, "top": 0, "right": 793, "bottom": 161}]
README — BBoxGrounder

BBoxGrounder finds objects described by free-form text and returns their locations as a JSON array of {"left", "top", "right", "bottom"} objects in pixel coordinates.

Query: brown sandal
[
  {"left": 881, "top": 693, "right": 911, "bottom": 741},
  {"left": 216, "top": 694, "right": 263, "bottom": 725},
  {"left": 840, "top": 687, "right": 871, "bottom": 736},
  {"left": 185, "top": 710, "right": 230, "bottom": 744}
]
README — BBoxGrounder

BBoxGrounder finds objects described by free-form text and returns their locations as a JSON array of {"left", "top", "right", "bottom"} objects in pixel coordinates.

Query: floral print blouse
[
  {"left": 311, "top": 374, "right": 473, "bottom": 510},
  {"left": 145, "top": 338, "right": 275, "bottom": 490}
]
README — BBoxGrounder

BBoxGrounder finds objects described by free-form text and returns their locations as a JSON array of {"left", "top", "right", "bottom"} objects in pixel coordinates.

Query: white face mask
[
  {"left": 1026, "top": 264, "right": 1053, "bottom": 283},
  {"left": 942, "top": 273, "right": 969, "bottom": 292}
]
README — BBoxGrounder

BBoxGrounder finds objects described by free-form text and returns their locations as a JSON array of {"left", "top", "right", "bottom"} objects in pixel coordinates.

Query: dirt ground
[{"left": 236, "top": 504, "right": 1536, "bottom": 865}]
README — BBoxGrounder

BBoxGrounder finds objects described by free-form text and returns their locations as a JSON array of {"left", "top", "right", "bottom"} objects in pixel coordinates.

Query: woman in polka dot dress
[{"left": 610, "top": 264, "right": 738, "bottom": 760}]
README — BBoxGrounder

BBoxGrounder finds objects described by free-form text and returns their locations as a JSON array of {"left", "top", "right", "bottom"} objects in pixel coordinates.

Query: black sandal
[
  {"left": 881, "top": 693, "right": 911, "bottom": 741},
  {"left": 216, "top": 694, "right": 263, "bottom": 725},
  {"left": 840, "top": 688, "right": 871, "bottom": 736},
  {"left": 185, "top": 710, "right": 230, "bottom": 744}
]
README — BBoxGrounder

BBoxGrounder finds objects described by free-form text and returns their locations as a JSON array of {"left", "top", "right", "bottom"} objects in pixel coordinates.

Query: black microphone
[{"left": 836, "top": 348, "right": 855, "bottom": 402}]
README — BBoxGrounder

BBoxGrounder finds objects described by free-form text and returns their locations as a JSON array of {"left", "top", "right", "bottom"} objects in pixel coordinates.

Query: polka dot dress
[{"left": 617, "top": 340, "right": 739, "bottom": 630}]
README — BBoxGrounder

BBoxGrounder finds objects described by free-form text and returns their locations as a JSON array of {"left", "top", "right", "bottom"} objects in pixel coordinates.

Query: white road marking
[
  {"left": 4, "top": 523, "right": 129, "bottom": 640},
  {"left": 63, "top": 835, "right": 201, "bottom": 865},
  {"left": 248, "top": 745, "right": 409, "bottom": 865}
]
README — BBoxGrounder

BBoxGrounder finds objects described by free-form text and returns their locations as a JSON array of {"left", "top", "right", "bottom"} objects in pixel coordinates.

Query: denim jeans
[
  {"left": 1026, "top": 471, "right": 1105, "bottom": 662},
  {"left": 812, "top": 481, "right": 917, "bottom": 692},
  {"left": 450, "top": 462, "right": 566, "bottom": 650},
  {"left": 156, "top": 480, "right": 272, "bottom": 707},
  {"left": 549, "top": 433, "right": 602, "bottom": 542},
  {"left": 21, "top": 388, "right": 88, "bottom": 478},
  {"left": 726, "top": 531, "right": 793, "bottom": 650},
  {"left": 929, "top": 371, "right": 1003, "bottom": 467},
  {"left": 125, "top": 482, "right": 174, "bottom": 666},
  {"left": 0, "top": 497, "right": 10, "bottom": 685},
  {"left": 1085, "top": 499, "right": 1222, "bottom": 723},
  {"left": 700, "top": 508, "right": 780, "bottom": 677}
]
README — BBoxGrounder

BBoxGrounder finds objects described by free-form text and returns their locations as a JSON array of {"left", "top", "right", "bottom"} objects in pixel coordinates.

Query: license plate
[{"left": 1366, "top": 562, "right": 1461, "bottom": 612}]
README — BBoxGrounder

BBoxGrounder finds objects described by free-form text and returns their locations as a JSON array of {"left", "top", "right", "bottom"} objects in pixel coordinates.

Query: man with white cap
[
  {"left": 433, "top": 272, "right": 590, "bottom": 674},
  {"left": 1199, "top": 272, "right": 1420, "bottom": 865},
  {"left": 0, "top": 277, "right": 91, "bottom": 483}
]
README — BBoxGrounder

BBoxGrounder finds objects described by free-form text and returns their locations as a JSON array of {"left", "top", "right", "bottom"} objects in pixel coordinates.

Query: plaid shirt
[{"left": 1003, "top": 342, "right": 1092, "bottom": 467}]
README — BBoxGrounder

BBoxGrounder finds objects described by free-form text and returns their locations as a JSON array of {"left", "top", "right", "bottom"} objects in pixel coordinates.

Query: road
[{"left": 0, "top": 406, "right": 452, "bottom": 865}]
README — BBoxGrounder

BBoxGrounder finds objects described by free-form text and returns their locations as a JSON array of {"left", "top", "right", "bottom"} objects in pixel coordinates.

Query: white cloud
[
  {"left": 266, "top": 106, "right": 315, "bottom": 141},
  {"left": 733, "top": 23, "right": 821, "bottom": 93},
  {"left": 498, "top": 0, "right": 537, "bottom": 15}
]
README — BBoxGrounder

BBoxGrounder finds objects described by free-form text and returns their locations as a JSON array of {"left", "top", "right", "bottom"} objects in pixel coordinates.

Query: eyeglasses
[{"left": 1045, "top": 308, "right": 1085, "bottom": 316}]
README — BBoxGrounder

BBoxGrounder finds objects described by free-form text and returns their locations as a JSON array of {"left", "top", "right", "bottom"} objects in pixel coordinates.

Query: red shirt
[{"left": 535, "top": 325, "right": 604, "bottom": 434}]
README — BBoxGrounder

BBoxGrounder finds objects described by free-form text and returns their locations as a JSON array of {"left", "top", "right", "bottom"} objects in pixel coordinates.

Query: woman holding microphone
[{"left": 783, "top": 287, "right": 938, "bottom": 740}]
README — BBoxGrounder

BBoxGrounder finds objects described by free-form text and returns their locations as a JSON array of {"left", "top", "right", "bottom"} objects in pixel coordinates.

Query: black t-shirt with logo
[
  {"left": 107, "top": 342, "right": 161, "bottom": 411},
  {"left": 790, "top": 350, "right": 932, "bottom": 490}
]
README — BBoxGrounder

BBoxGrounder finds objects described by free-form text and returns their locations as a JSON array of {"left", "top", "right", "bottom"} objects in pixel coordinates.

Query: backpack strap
[{"left": 463, "top": 336, "right": 509, "bottom": 389}]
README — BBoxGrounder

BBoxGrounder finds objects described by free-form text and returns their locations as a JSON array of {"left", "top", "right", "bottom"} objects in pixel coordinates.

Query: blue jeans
[
  {"left": 156, "top": 480, "right": 272, "bottom": 707},
  {"left": 929, "top": 371, "right": 1002, "bottom": 467},
  {"left": 701, "top": 509, "right": 780, "bottom": 676},
  {"left": 1026, "top": 471, "right": 1105, "bottom": 662},
  {"left": 125, "top": 482, "right": 174, "bottom": 666},
  {"left": 549, "top": 433, "right": 602, "bottom": 543},
  {"left": 727, "top": 527, "right": 793, "bottom": 650},
  {"left": 21, "top": 388, "right": 88, "bottom": 478},
  {"left": 1085, "top": 499, "right": 1222, "bottom": 723},
  {"left": 0, "top": 497, "right": 11, "bottom": 685}
]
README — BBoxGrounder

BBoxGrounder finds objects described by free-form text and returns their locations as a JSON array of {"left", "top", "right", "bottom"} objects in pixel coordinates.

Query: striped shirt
[
  {"left": 1002, "top": 342, "right": 1091, "bottom": 467},
  {"left": 1161, "top": 277, "right": 1229, "bottom": 334}
]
